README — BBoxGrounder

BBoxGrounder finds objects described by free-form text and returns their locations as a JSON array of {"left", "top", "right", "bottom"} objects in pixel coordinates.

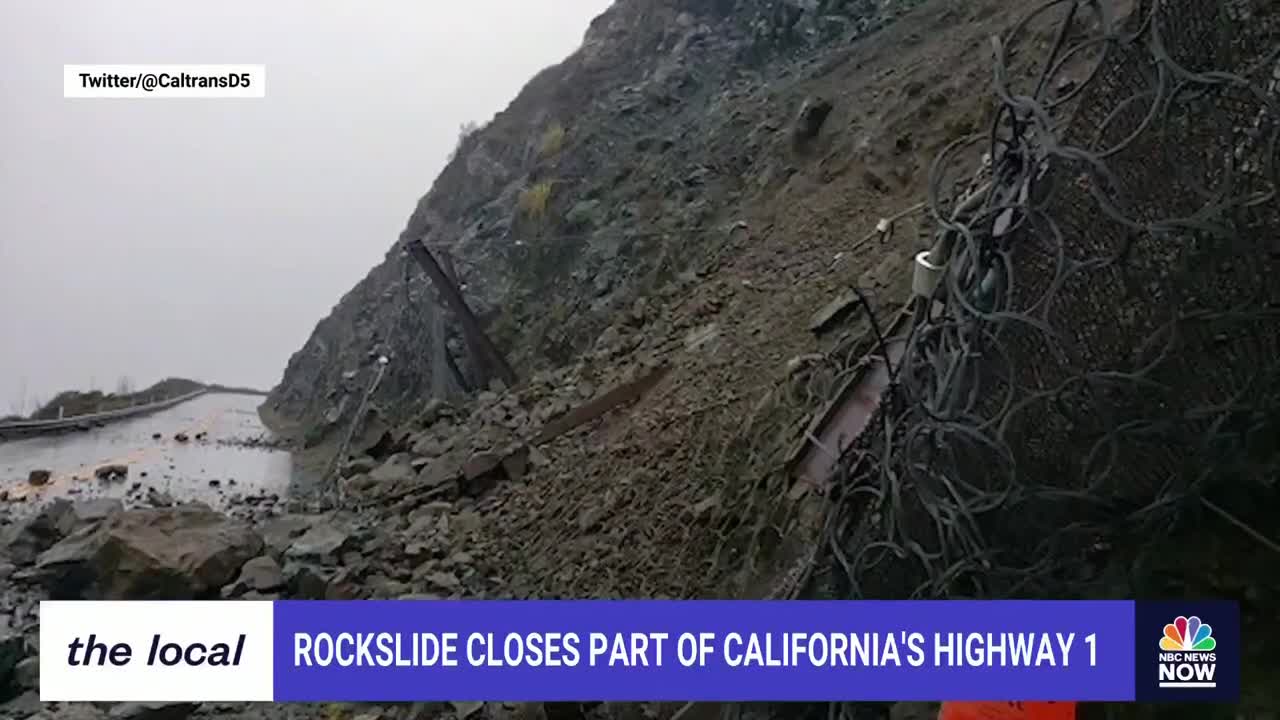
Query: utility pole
[{"left": 403, "top": 238, "right": 517, "bottom": 389}]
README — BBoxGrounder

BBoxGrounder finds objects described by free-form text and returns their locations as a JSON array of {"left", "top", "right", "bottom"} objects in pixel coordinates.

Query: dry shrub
[
  {"left": 518, "top": 181, "right": 553, "bottom": 221},
  {"left": 538, "top": 122, "right": 566, "bottom": 158}
]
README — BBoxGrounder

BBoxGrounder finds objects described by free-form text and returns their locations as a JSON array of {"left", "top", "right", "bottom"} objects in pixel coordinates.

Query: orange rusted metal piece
[
  {"left": 789, "top": 305, "right": 914, "bottom": 487},
  {"left": 532, "top": 362, "right": 672, "bottom": 445}
]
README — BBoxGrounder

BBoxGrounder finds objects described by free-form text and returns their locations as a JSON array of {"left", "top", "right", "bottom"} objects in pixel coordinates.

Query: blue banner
[{"left": 272, "top": 601, "right": 1138, "bottom": 702}]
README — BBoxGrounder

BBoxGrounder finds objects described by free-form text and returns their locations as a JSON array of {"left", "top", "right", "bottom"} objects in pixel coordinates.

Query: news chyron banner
[{"left": 39, "top": 600, "right": 1239, "bottom": 704}]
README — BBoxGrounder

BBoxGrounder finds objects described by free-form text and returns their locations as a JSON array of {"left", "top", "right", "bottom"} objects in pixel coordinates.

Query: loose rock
[
  {"left": 341, "top": 457, "right": 378, "bottom": 478},
  {"left": 107, "top": 702, "right": 198, "bottom": 720},
  {"left": 286, "top": 564, "right": 332, "bottom": 600},
  {"left": 258, "top": 514, "right": 317, "bottom": 558},
  {"left": 49, "top": 498, "right": 123, "bottom": 537},
  {"left": 793, "top": 96, "right": 834, "bottom": 143},
  {"left": 12, "top": 655, "right": 38, "bottom": 689},
  {"left": 0, "top": 690, "right": 41, "bottom": 717},
  {"left": 2, "top": 500, "right": 92, "bottom": 566},
  {"left": 808, "top": 289, "right": 861, "bottom": 334},
  {"left": 0, "top": 631, "right": 23, "bottom": 691},
  {"left": 452, "top": 701, "right": 486, "bottom": 720},
  {"left": 230, "top": 555, "right": 285, "bottom": 593},
  {"left": 94, "top": 464, "right": 129, "bottom": 481},
  {"left": 285, "top": 524, "right": 351, "bottom": 561},
  {"left": 146, "top": 488, "right": 176, "bottom": 508},
  {"left": 369, "top": 453, "right": 417, "bottom": 485},
  {"left": 30, "top": 504, "right": 263, "bottom": 599},
  {"left": 424, "top": 571, "right": 461, "bottom": 592}
]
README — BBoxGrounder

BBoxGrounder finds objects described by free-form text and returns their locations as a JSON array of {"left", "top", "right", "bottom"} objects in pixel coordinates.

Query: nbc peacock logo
[
  {"left": 1161, "top": 616, "right": 1216, "bottom": 652},
  {"left": 1158, "top": 616, "right": 1218, "bottom": 688}
]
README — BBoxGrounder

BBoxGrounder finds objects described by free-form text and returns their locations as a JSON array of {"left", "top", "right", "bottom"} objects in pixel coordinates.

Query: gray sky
[{"left": 0, "top": 0, "right": 611, "bottom": 414}]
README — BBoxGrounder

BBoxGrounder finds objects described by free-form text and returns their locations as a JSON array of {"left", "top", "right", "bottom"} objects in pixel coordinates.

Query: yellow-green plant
[
  {"left": 538, "top": 122, "right": 566, "bottom": 158},
  {"left": 518, "top": 181, "right": 553, "bottom": 221}
]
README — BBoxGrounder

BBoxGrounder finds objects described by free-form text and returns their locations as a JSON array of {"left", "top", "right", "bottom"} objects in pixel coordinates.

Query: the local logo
[{"left": 1158, "top": 616, "right": 1217, "bottom": 688}]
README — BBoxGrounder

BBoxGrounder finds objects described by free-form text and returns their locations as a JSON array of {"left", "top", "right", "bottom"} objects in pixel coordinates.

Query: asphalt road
[{"left": 0, "top": 393, "right": 295, "bottom": 510}]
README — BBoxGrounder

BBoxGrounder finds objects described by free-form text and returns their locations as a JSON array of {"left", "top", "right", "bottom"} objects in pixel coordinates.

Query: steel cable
[{"left": 811, "top": 0, "right": 1280, "bottom": 610}]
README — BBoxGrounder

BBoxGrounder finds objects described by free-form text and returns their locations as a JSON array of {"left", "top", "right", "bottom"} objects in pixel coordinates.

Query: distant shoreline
[
  {"left": 0, "top": 383, "right": 273, "bottom": 442},
  {"left": 4, "top": 378, "right": 269, "bottom": 424}
]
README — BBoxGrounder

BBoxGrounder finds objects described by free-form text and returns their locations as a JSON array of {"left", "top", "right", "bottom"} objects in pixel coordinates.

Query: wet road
[{"left": 0, "top": 393, "right": 297, "bottom": 510}]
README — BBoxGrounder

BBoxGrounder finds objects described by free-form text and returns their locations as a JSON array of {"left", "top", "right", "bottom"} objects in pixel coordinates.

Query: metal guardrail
[{"left": 0, "top": 389, "right": 209, "bottom": 436}]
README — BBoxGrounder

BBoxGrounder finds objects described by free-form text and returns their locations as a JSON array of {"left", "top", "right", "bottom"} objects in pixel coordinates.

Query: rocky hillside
[
  {"left": 7, "top": 1, "right": 1280, "bottom": 718},
  {"left": 258, "top": 0, "right": 1078, "bottom": 602},
  {"left": 264, "top": 0, "right": 934, "bottom": 441}
]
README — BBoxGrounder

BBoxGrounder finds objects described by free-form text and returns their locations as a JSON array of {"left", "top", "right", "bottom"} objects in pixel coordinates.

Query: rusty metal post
[
  {"left": 404, "top": 238, "right": 517, "bottom": 388},
  {"left": 435, "top": 251, "right": 475, "bottom": 395},
  {"left": 441, "top": 337, "right": 473, "bottom": 394}
]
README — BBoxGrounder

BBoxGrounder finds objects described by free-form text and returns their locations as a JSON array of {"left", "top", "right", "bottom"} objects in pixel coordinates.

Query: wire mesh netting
[{"left": 808, "top": 0, "right": 1280, "bottom": 604}]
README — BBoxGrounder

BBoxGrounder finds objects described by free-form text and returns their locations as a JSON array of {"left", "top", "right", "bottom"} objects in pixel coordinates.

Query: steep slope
[
  {"left": 264, "top": 0, "right": 932, "bottom": 443},
  {"left": 263, "top": 0, "right": 1071, "bottom": 599}
]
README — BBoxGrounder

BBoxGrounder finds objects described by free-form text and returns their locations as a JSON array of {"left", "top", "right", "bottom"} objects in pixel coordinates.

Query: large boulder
[
  {"left": 4, "top": 506, "right": 65, "bottom": 566},
  {"left": 1, "top": 498, "right": 119, "bottom": 566},
  {"left": 51, "top": 498, "right": 124, "bottom": 537},
  {"left": 12, "top": 656, "right": 38, "bottom": 690},
  {"left": 0, "top": 630, "right": 23, "bottom": 695},
  {"left": 29, "top": 504, "right": 263, "bottom": 600}
]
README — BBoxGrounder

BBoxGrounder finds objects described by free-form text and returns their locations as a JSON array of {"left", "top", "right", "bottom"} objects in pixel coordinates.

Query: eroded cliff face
[{"left": 265, "top": 0, "right": 923, "bottom": 441}]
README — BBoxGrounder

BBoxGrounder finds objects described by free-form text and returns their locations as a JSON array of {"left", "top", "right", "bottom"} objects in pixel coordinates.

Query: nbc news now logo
[{"left": 1158, "top": 615, "right": 1217, "bottom": 688}]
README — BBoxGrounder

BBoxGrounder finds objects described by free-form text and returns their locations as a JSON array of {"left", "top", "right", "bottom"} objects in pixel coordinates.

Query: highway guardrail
[{"left": 0, "top": 389, "right": 209, "bottom": 437}]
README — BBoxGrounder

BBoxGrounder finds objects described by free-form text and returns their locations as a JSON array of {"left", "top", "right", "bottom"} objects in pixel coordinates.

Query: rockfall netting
[{"left": 810, "top": 0, "right": 1280, "bottom": 604}]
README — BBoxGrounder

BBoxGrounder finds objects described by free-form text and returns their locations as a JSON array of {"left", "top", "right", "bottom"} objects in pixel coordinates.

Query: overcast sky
[{"left": 0, "top": 0, "right": 612, "bottom": 414}]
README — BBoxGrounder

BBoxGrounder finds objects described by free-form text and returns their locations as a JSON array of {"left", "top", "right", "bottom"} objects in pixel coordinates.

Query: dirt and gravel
[{"left": 401, "top": 0, "right": 1074, "bottom": 602}]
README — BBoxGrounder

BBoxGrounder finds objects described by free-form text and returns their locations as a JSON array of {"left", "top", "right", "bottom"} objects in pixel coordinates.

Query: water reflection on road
[{"left": 0, "top": 393, "right": 297, "bottom": 511}]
